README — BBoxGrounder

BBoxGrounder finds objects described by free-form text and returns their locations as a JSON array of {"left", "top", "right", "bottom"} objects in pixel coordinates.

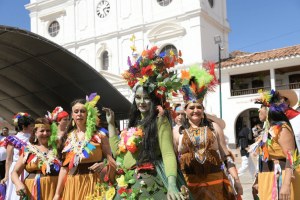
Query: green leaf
[
  {"left": 163, "top": 187, "right": 168, "bottom": 193},
  {"left": 163, "top": 77, "right": 171, "bottom": 83},
  {"left": 128, "top": 179, "right": 136, "bottom": 184},
  {"left": 147, "top": 186, "right": 152, "bottom": 192},
  {"left": 156, "top": 74, "right": 163, "bottom": 82},
  {"left": 158, "top": 82, "right": 165, "bottom": 87},
  {"left": 123, "top": 169, "right": 128, "bottom": 174},
  {"left": 267, "top": 138, "right": 272, "bottom": 146},
  {"left": 157, "top": 90, "right": 164, "bottom": 95},
  {"left": 174, "top": 78, "right": 182, "bottom": 83},
  {"left": 153, "top": 183, "right": 158, "bottom": 189},
  {"left": 171, "top": 74, "right": 177, "bottom": 81},
  {"left": 166, "top": 81, "right": 173, "bottom": 87},
  {"left": 121, "top": 192, "right": 128, "bottom": 197},
  {"left": 169, "top": 71, "right": 175, "bottom": 77},
  {"left": 182, "top": 78, "right": 189, "bottom": 86},
  {"left": 148, "top": 83, "right": 156, "bottom": 94}
]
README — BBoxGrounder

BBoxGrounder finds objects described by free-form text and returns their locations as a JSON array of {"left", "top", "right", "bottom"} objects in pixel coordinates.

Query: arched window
[
  {"left": 102, "top": 51, "right": 109, "bottom": 70},
  {"left": 160, "top": 45, "right": 178, "bottom": 64},
  {"left": 157, "top": 0, "right": 172, "bottom": 6}
]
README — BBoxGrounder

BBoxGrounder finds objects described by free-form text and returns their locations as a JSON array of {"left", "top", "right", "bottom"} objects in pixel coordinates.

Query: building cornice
[
  {"left": 216, "top": 54, "right": 300, "bottom": 71},
  {"left": 39, "top": 9, "right": 66, "bottom": 20}
]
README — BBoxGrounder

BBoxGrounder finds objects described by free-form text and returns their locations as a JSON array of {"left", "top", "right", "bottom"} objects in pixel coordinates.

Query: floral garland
[
  {"left": 13, "top": 112, "right": 30, "bottom": 125},
  {"left": 118, "top": 127, "right": 144, "bottom": 154},
  {"left": 62, "top": 131, "right": 103, "bottom": 169},
  {"left": 24, "top": 144, "right": 60, "bottom": 175}
]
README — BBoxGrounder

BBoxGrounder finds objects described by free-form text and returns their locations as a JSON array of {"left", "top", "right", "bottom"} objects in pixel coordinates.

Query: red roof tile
[{"left": 217, "top": 44, "right": 300, "bottom": 68}]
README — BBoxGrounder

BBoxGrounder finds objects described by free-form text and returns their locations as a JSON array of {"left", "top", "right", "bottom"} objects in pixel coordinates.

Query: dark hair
[
  {"left": 29, "top": 118, "right": 52, "bottom": 144},
  {"left": 15, "top": 116, "right": 34, "bottom": 132},
  {"left": 2, "top": 127, "right": 8, "bottom": 131},
  {"left": 179, "top": 104, "right": 214, "bottom": 134},
  {"left": 128, "top": 86, "right": 171, "bottom": 165},
  {"left": 268, "top": 92, "right": 297, "bottom": 150}
]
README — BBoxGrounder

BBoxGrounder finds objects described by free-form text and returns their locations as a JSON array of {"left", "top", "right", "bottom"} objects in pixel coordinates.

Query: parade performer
[
  {"left": 98, "top": 45, "right": 188, "bottom": 199},
  {"left": 0, "top": 113, "right": 34, "bottom": 200},
  {"left": 176, "top": 62, "right": 243, "bottom": 199},
  {"left": 172, "top": 102, "right": 185, "bottom": 159},
  {"left": 53, "top": 94, "right": 111, "bottom": 200},
  {"left": 277, "top": 90, "right": 300, "bottom": 150},
  {"left": 46, "top": 107, "right": 69, "bottom": 139},
  {"left": 249, "top": 90, "right": 300, "bottom": 200},
  {"left": 11, "top": 118, "right": 60, "bottom": 200}
]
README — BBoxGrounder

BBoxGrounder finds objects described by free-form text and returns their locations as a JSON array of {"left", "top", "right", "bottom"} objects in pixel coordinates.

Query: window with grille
[
  {"left": 102, "top": 51, "right": 109, "bottom": 70},
  {"left": 160, "top": 45, "right": 178, "bottom": 64},
  {"left": 157, "top": 0, "right": 172, "bottom": 6},
  {"left": 48, "top": 21, "right": 60, "bottom": 37}
]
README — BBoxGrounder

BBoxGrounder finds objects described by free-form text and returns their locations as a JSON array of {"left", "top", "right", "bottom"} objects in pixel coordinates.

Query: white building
[
  {"left": 25, "top": 0, "right": 231, "bottom": 100},
  {"left": 206, "top": 45, "right": 300, "bottom": 147}
]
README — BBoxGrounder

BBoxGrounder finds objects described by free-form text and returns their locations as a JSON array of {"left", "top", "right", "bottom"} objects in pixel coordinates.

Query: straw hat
[
  {"left": 277, "top": 90, "right": 298, "bottom": 107},
  {"left": 206, "top": 112, "right": 226, "bottom": 130}
]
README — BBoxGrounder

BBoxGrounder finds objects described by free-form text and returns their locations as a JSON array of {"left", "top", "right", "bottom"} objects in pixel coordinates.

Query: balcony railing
[
  {"left": 276, "top": 82, "right": 300, "bottom": 90},
  {"left": 231, "top": 86, "right": 271, "bottom": 96},
  {"left": 231, "top": 82, "right": 300, "bottom": 96}
]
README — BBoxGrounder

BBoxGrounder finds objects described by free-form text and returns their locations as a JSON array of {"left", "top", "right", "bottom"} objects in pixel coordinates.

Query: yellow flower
[
  {"left": 131, "top": 45, "right": 137, "bottom": 51},
  {"left": 151, "top": 65, "right": 156, "bottom": 70},
  {"left": 116, "top": 175, "right": 128, "bottom": 188},
  {"left": 137, "top": 76, "right": 149, "bottom": 85},
  {"left": 105, "top": 187, "right": 116, "bottom": 200},
  {"left": 170, "top": 49, "right": 174, "bottom": 57},
  {"left": 130, "top": 34, "right": 136, "bottom": 41}
]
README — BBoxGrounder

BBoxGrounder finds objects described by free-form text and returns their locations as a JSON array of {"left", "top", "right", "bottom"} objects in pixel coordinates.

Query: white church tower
[{"left": 25, "top": 0, "right": 231, "bottom": 99}]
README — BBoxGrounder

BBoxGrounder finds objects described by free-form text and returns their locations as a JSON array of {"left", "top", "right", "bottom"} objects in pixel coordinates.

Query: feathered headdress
[
  {"left": 253, "top": 89, "right": 288, "bottom": 112},
  {"left": 12, "top": 112, "right": 30, "bottom": 125},
  {"left": 122, "top": 35, "right": 184, "bottom": 101},
  {"left": 84, "top": 93, "right": 100, "bottom": 140},
  {"left": 179, "top": 61, "right": 219, "bottom": 105}
]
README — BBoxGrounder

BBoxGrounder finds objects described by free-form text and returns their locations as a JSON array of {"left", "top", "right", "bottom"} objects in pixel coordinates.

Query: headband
[{"left": 35, "top": 124, "right": 51, "bottom": 129}]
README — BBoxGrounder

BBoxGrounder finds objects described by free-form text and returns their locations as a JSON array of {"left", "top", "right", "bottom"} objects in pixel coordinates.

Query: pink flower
[{"left": 137, "top": 173, "right": 141, "bottom": 179}]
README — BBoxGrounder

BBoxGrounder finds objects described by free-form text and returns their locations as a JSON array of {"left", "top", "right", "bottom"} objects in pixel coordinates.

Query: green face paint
[{"left": 135, "top": 87, "right": 151, "bottom": 113}]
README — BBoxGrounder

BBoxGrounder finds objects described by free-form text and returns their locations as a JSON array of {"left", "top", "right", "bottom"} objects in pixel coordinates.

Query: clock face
[{"left": 96, "top": 0, "right": 110, "bottom": 18}]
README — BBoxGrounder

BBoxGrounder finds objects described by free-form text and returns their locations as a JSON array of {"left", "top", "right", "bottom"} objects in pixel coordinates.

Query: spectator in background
[
  {"left": 252, "top": 125, "right": 258, "bottom": 137},
  {"left": 296, "top": 106, "right": 300, "bottom": 112},
  {"left": 0, "top": 127, "right": 9, "bottom": 180},
  {"left": 238, "top": 125, "right": 256, "bottom": 180}
]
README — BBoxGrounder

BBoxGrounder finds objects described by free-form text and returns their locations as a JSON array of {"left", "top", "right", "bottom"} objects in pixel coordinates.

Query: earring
[
  {"left": 34, "top": 137, "right": 37, "bottom": 142},
  {"left": 72, "top": 119, "right": 75, "bottom": 126},
  {"left": 186, "top": 115, "right": 188, "bottom": 119},
  {"left": 202, "top": 115, "right": 204, "bottom": 119}
]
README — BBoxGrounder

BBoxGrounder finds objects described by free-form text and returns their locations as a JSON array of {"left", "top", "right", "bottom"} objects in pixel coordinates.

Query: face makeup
[
  {"left": 72, "top": 103, "right": 87, "bottom": 126},
  {"left": 135, "top": 87, "right": 151, "bottom": 113}
]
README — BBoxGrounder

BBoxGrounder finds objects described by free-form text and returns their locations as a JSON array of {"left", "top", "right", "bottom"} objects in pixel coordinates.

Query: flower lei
[
  {"left": 24, "top": 144, "right": 60, "bottom": 175},
  {"left": 118, "top": 127, "right": 144, "bottom": 154}
]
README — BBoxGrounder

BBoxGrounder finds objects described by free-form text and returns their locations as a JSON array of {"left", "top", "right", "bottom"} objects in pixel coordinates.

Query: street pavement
[{"left": 231, "top": 148, "right": 257, "bottom": 200}]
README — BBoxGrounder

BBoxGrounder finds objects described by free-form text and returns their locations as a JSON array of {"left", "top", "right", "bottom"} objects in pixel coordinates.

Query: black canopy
[{"left": 0, "top": 25, "right": 131, "bottom": 123}]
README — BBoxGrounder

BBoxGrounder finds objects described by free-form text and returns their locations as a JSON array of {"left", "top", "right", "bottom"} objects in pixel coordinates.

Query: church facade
[{"left": 25, "top": 0, "right": 231, "bottom": 98}]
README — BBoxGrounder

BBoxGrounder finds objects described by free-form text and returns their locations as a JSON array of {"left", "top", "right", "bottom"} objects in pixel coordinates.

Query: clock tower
[{"left": 25, "top": 0, "right": 231, "bottom": 100}]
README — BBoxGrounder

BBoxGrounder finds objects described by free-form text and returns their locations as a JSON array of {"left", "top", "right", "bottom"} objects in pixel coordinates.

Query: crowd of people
[{"left": 0, "top": 42, "right": 299, "bottom": 200}]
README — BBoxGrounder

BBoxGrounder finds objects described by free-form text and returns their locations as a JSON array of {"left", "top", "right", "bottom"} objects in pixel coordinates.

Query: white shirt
[
  {"left": 289, "top": 114, "right": 300, "bottom": 150},
  {"left": 0, "top": 135, "right": 7, "bottom": 161},
  {"left": 11, "top": 132, "right": 31, "bottom": 162}
]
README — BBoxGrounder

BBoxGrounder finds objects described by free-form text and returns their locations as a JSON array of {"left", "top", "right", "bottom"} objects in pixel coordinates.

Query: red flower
[
  {"left": 164, "top": 56, "right": 170, "bottom": 63},
  {"left": 170, "top": 61, "right": 175, "bottom": 68},
  {"left": 141, "top": 65, "right": 154, "bottom": 76},
  {"left": 165, "top": 74, "right": 170, "bottom": 78},
  {"left": 151, "top": 46, "right": 158, "bottom": 52},
  {"left": 133, "top": 63, "right": 139, "bottom": 69},
  {"left": 118, "top": 169, "right": 124, "bottom": 174},
  {"left": 171, "top": 111, "right": 178, "bottom": 119},
  {"left": 128, "top": 80, "right": 137, "bottom": 88},
  {"left": 146, "top": 50, "right": 154, "bottom": 59},
  {"left": 155, "top": 87, "right": 166, "bottom": 98},
  {"left": 118, "top": 187, "right": 127, "bottom": 195},
  {"left": 172, "top": 92, "right": 178, "bottom": 97},
  {"left": 104, "top": 174, "right": 109, "bottom": 182}
]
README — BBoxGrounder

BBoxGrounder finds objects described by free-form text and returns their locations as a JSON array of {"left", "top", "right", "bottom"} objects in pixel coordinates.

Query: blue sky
[{"left": 0, "top": 0, "right": 299, "bottom": 53}]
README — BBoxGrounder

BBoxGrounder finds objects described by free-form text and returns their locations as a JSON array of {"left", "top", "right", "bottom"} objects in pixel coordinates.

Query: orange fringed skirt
[
  {"left": 23, "top": 174, "right": 59, "bottom": 200},
  {"left": 184, "top": 171, "right": 235, "bottom": 200},
  {"left": 62, "top": 163, "right": 102, "bottom": 200},
  {"left": 258, "top": 167, "right": 300, "bottom": 200}
]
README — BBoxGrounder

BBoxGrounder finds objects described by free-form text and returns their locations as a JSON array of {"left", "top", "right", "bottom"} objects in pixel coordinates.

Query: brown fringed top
[{"left": 179, "top": 126, "right": 221, "bottom": 179}]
